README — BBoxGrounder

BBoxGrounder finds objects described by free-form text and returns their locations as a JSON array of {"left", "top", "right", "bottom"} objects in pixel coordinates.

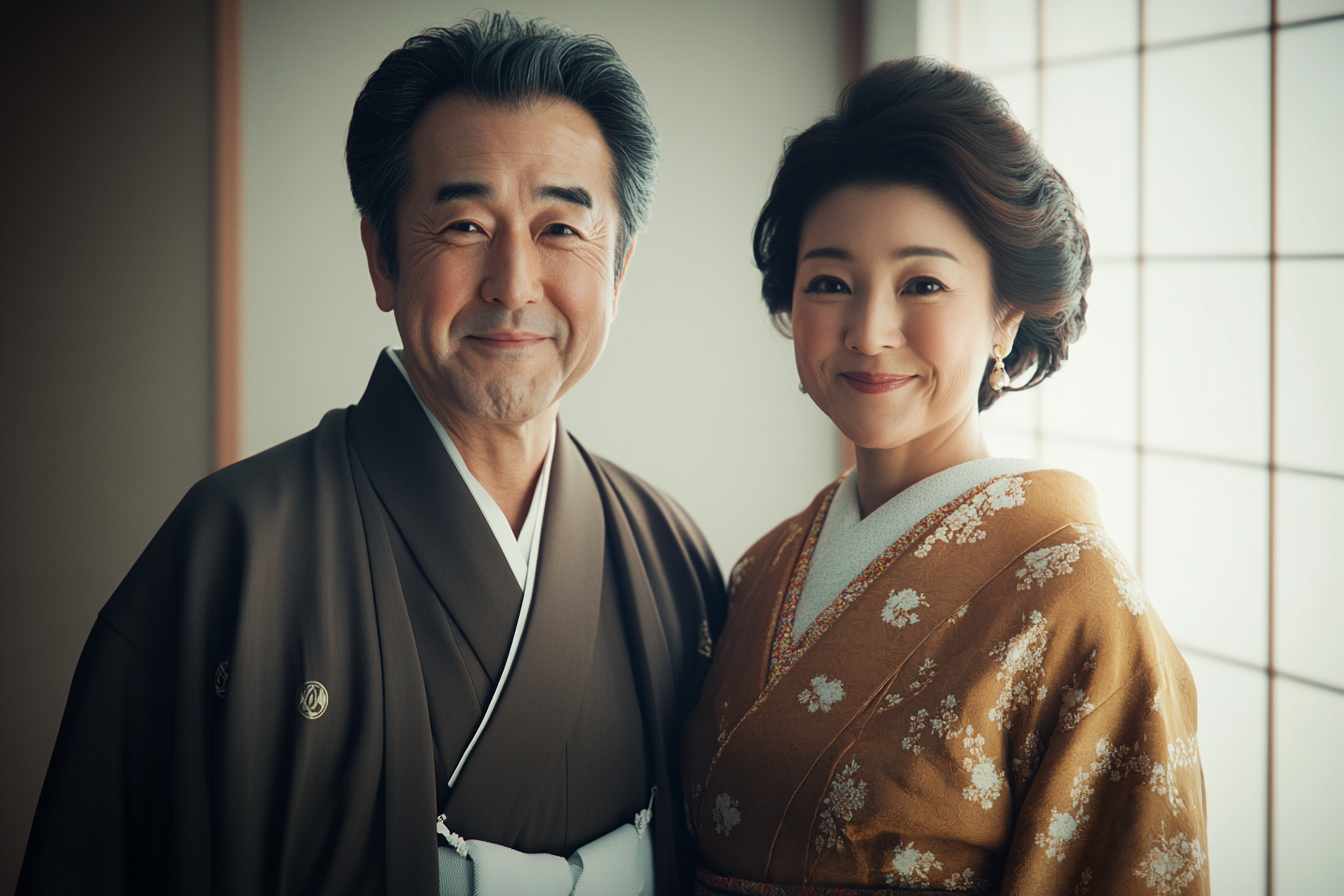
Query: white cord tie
[
  {"left": 436, "top": 814, "right": 470, "bottom": 858},
  {"left": 633, "top": 786, "right": 657, "bottom": 836}
]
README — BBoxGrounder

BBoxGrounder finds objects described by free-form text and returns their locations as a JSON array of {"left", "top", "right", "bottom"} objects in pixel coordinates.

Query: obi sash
[{"left": 436, "top": 790, "right": 657, "bottom": 896}]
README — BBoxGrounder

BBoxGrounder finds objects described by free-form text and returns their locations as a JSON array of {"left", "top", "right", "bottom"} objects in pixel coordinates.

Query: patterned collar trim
[{"left": 764, "top": 475, "right": 1016, "bottom": 691}]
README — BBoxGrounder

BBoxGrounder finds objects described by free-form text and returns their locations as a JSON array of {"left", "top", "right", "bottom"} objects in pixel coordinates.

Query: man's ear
[
  {"left": 360, "top": 216, "right": 397, "bottom": 313},
  {"left": 611, "top": 236, "right": 637, "bottom": 321}
]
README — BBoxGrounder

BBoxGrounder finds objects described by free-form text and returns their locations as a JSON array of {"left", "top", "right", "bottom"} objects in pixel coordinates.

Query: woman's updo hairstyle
[{"left": 754, "top": 56, "right": 1091, "bottom": 410}]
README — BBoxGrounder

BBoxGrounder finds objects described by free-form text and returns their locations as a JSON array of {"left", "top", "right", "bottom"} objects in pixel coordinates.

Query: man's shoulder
[
  {"left": 100, "top": 408, "right": 356, "bottom": 654},
  {"left": 581, "top": 447, "right": 699, "bottom": 541},
  {"left": 178, "top": 408, "right": 352, "bottom": 522}
]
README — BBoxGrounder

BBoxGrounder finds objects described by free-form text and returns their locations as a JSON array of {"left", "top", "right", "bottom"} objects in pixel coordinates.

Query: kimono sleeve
[
  {"left": 1000, "top": 654, "right": 1209, "bottom": 895},
  {"left": 17, "top": 617, "right": 177, "bottom": 895}
]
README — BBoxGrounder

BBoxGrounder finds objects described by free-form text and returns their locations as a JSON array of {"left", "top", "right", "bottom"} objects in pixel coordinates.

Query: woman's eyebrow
[
  {"left": 800, "top": 245, "right": 959, "bottom": 262},
  {"left": 800, "top": 247, "right": 849, "bottom": 261},
  {"left": 893, "top": 246, "right": 958, "bottom": 262}
]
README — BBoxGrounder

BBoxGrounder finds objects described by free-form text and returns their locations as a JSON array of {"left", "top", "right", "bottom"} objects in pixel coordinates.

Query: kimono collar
[{"left": 795, "top": 456, "right": 1044, "bottom": 638}]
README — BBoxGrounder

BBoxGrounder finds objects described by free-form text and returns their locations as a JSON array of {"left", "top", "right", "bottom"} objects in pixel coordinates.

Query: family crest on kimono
[{"left": 683, "top": 57, "right": 1208, "bottom": 895}]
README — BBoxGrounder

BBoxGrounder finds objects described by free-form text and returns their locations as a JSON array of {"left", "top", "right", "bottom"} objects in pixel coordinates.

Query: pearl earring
[
  {"left": 989, "top": 345, "right": 1010, "bottom": 391},
  {"left": 798, "top": 382, "right": 807, "bottom": 394}
]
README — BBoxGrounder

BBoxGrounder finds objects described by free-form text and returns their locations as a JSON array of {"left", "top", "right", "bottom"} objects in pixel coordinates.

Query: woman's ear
[{"left": 996, "top": 309, "right": 1025, "bottom": 355}]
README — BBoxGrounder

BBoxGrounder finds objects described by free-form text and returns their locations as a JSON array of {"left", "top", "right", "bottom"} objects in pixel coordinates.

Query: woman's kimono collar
[{"left": 795, "top": 457, "right": 1044, "bottom": 638}]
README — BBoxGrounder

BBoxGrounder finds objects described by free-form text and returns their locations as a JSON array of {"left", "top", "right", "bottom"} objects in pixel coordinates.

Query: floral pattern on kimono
[{"left": 682, "top": 470, "right": 1207, "bottom": 895}]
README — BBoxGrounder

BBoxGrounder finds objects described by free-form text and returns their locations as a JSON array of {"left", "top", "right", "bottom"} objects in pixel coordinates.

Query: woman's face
[{"left": 791, "top": 183, "right": 1019, "bottom": 452}]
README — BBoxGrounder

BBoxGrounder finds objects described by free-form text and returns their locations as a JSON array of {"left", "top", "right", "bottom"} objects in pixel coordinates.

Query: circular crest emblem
[
  {"left": 214, "top": 657, "right": 230, "bottom": 698},
  {"left": 297, "top": 681, "right": 328, "bottom": 720}
]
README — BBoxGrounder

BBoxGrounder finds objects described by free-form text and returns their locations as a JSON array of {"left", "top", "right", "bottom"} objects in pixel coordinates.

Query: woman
[{"left": 682, "top": 58, "right": 1207, "bottom": 895}]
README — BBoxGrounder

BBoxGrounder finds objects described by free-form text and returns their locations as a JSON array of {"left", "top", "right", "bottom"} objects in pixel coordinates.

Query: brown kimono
[{"left": 683, "top": 470, "right": 1208, "bottom": 895}]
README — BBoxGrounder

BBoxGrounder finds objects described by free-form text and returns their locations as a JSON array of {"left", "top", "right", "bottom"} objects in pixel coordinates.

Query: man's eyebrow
[
  {"left": 434, "top": 182, "right": 492, "bottom": 203},
  {"left": 539, "top": 185, "right": 593, "bottom": 209}
]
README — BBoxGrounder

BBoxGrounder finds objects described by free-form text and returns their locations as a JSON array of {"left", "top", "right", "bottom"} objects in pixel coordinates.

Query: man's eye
[
  {"left": 802, "top": 276, "right": 849, "bottom": 295},
  {"left": 905, "top": 278, "right": 945, "bottom": 296},
  {"left": 546, "top": 223, "right": 578, "bottom": 236},
  {"left": 446, "top": 221, "right": 482, "bottom": 233}
]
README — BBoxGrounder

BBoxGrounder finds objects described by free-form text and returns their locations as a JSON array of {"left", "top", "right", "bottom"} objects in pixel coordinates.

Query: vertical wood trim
[
  {"left": 213, "top": 0, "right": 242, "bottom": 469},
  {"left": 1266, "top": 4, "right": 1279, "bottom": 892},
  {"left": 840, "top": 0, "right": 869, "bottom": 86}
]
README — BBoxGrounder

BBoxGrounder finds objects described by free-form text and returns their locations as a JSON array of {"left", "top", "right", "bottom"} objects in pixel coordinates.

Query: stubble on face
[{"left": 437, "top": 302, "right": 569, "bottom": 422}]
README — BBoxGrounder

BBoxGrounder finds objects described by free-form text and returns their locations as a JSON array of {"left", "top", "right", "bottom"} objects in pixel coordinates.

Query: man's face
[{"left": 362, "top": 93, "right": 631, "bottom": 427}]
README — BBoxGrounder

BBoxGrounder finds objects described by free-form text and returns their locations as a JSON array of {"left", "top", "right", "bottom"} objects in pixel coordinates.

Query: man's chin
[{"left": 453, "top": 382, "right": 560, "bottom": 425}]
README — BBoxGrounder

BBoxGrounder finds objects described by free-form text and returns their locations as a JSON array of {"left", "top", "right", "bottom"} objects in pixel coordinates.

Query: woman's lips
[{"left": 840, "top": 372, "right": 915, "bottom": 394}]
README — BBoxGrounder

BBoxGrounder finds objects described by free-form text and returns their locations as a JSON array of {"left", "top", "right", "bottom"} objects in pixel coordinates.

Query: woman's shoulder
[{"left": 988, "top": 510, "right": 1188, "bottom": 690}]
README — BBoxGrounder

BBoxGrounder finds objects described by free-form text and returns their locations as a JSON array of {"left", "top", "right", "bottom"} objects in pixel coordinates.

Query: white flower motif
[
  {"left": 712, "top": 793, "right": 740, "bottom": 836},
  {"left": 815, "top": 759, "right": 868, "bottom": 852},
  {"left": 1015, "top": 526, "right": 1149, "bottom": 615},
  {"left": 798, "top": 674, "right": 846, "bottom": 713},
  {"left": 1134, "top": 823, "right": 1207, "bottom": 895},
  {"left": 1016, "top": 542, "right": 1083, "bottom": 591},
  {"left": 987, "top": 610, "right": 1050, "bottom": 731},
  {"left": 961, "top": 725, "right": 1005, "bottom": 809},
  {"left": 914, "top": 476, "right": 1030, "bottom": 558},
  {"left": 1049, "top": 810, "right": 1080, "bottom": 843},
  {"left": 882, "top": 588, "right": 929, "bottom": 628},
  {"left": 941, "top": 867, "right": 981, "bottom": 891},
  {"left": 1114, "top": 573, "right": 1147, "bottom": 615},
  {"left": 886, "top": 840, "right": 943, "bottom": 885}
]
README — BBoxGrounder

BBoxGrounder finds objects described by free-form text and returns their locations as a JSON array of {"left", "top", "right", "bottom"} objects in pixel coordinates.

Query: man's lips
[
  {"left": 466, "top": 333, "right": 548, "bottom": 348},
  {"left": 840, "top": 371, "right": 915, "bottom": 394}
]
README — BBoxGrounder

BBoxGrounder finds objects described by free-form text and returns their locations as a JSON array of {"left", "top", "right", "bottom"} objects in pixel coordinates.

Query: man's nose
[{"left": 480, "top": 226, "right": 543, "bottom": 309}]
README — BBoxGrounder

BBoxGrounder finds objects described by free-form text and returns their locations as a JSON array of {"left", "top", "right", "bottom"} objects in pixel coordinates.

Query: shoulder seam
[{"left": 96, "top": 613, "right": 154, "bottom": 664}]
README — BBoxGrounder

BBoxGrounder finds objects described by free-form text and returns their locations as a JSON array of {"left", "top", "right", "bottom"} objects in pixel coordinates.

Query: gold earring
[{"left": 989, "top": 345, "right": 1010, "bottom": 391}]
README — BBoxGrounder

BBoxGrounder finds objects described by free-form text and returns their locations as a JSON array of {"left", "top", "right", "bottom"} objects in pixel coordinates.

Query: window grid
[{"left": 939, "top": 1, "right": 1344, "bottom": 891}]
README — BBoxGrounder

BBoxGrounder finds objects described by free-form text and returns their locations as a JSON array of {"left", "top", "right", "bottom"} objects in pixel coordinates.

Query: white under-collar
[
  {"left": 384, "top": 347, "right": 554, "bottom": 590},
  {"left": 793, "top": 456, "right": 1044, "bottom": 640}
]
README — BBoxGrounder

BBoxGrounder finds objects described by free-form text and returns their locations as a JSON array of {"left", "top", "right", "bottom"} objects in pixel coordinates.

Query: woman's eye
[
  {"left": 802, "top": 276, "right": 850, "bottom": 295},
  {"left": 905, "top": 278, "right": 945, "bottom": 296}
]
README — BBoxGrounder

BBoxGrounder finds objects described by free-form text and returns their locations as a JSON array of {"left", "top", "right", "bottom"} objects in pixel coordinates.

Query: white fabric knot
[
  {"left": 437, "top": 814, "right": 470, "bottom": 858},
  {"left": 633, "top": 787, "right": 657, "bottom": 836}
]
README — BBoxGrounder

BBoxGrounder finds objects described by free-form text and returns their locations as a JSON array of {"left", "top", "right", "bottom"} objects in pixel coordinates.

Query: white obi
[{"left": 436, "top": 790, "right": 655, "bottom": 896}]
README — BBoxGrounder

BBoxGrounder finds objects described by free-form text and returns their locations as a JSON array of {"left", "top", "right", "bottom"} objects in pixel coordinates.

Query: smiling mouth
[
  {"left": 840, "top": 372, "right": 915, "bottom": 394},
  {"left": 467, "top": 333, "right": 548, "bottom": 349}
]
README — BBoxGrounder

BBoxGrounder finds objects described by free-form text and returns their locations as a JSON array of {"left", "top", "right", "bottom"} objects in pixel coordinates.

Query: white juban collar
[
  {"left": 793, "top": 456, "right": 1044, "bottom": 641},
  {"left": 384, "top": 347, "right": 555, "bottom": 787},
  {"left": 384, "top": 347, "right": 554, "bottom": 591}
]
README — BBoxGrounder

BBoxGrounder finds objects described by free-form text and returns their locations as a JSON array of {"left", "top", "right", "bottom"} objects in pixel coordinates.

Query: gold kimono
[{"left": 683, "top": 470, "right": 1208, "bottom": 894}]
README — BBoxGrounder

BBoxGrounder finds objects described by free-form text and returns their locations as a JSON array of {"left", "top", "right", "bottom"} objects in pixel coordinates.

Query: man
[{"left": 20, "top": 14, "right": 724, "bottom": 896}]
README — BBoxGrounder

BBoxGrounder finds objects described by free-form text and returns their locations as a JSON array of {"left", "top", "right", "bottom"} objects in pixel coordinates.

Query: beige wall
[
  {"left": 0, "top": 2, "right": 214, "bottom": 890},
  {"left": 241, "top": 0, "right": 847, "bottom": 567}
]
